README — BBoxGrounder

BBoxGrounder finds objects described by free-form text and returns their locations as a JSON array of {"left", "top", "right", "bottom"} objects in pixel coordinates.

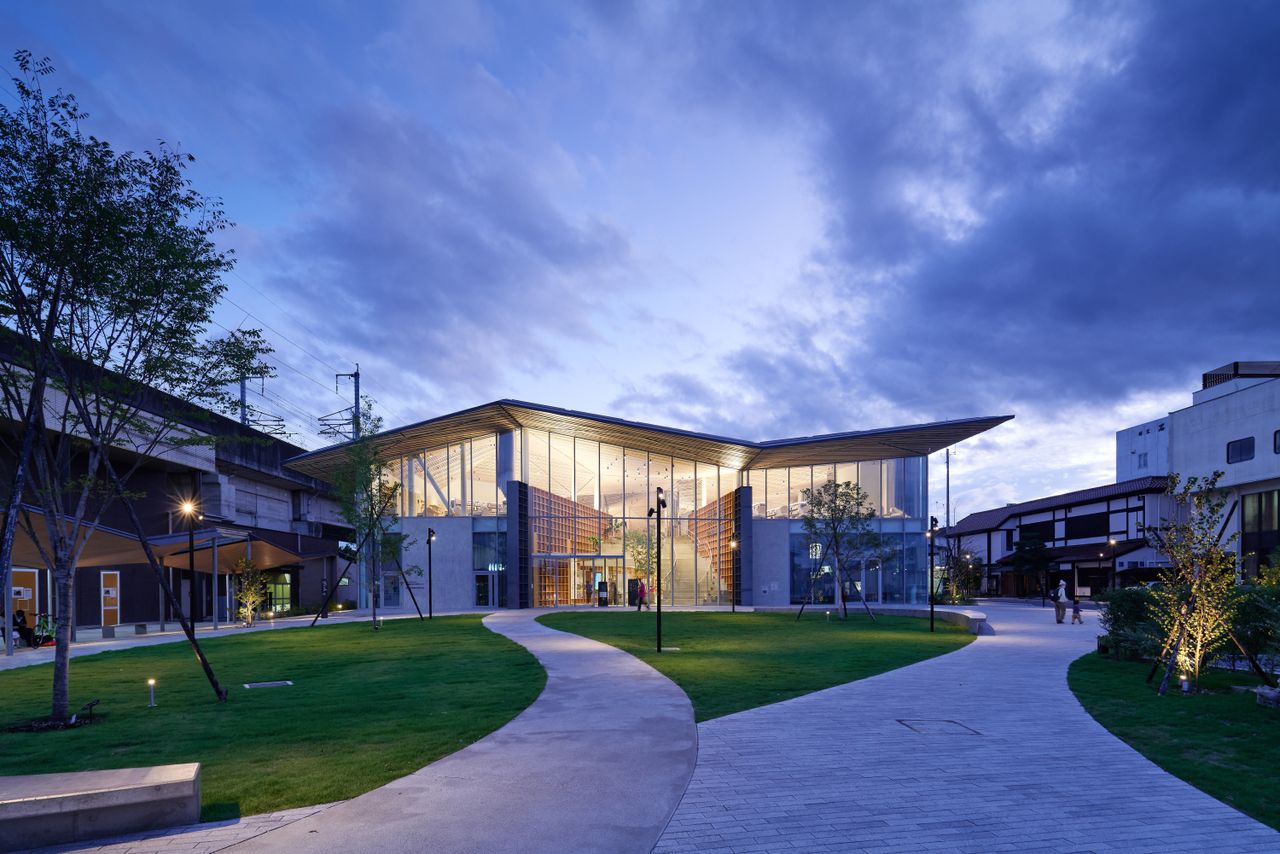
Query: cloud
[
  {"left": 599, "top": 0, "right": 1280, "bottom": 431},
  {"left": 263, "top": 98, "right": 632, "bottom": 401}
]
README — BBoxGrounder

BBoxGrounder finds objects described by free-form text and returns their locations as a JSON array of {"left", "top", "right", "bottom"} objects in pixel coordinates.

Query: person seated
[{"left": 13, "top": 609, "right": 37, "bottom": 648}]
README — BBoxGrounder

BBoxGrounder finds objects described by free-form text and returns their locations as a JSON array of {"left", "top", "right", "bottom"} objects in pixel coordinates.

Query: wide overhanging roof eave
[
  {"left": 284, "top": 401, "right": 1013, "bottom": 479},
  {"left": 284, "top": 399, "right": 760, "bottom": 478},
  {"left": 745, "top": 414, "right": 1014, "bottom": 468}
]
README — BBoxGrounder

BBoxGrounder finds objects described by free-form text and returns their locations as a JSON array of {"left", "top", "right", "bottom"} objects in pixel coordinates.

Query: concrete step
[{"left": 0, "top": 763, "right": 201, "bottom": 851}]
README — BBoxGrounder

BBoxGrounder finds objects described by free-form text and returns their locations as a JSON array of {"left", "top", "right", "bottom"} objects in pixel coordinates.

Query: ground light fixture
[
  {"left": 648, "top": 487, "right": 667, "bottom": 653},
  {"left": 427, "top": 528, "right": 437, "bottom": 620},
  {"left": 1180, "top": 674, "right": 1190, "bottom": 694},
  {"left": 147, "top": 678, "right": 156, "bottom": 708}
]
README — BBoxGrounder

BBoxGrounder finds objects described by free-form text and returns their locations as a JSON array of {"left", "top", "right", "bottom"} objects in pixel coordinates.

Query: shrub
[
  {"left": 1233, "top": 585, "right": 1280, "bottom": 663},
  {"left": 1096, "top": 586, "right": 1156, "bottom": 637}
]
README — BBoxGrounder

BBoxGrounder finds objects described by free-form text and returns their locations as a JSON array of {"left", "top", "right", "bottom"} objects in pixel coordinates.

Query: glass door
[
  {"left": 861, "top": 560, "right": 882, "bottom": 603},
  {"left": 475, "top": 573, "right": 496, "bottom": 607}
]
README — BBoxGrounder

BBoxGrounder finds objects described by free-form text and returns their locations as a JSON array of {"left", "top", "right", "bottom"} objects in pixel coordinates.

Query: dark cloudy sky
[{"left": 5, "top": 1, "right": 1278, "bottom": 522}]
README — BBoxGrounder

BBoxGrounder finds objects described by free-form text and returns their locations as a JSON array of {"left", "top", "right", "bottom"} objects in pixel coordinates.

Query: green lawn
[
  {"left": 538, "top": 610, "right": 973, "bottom": 721},
  {"left": 1068, "top": 653, "right": 1280, "bottom": 830},
  {"left": 0, "top": 616, "right": 545, "bottom": 820}
]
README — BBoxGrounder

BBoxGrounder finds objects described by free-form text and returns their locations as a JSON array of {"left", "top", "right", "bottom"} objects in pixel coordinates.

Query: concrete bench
[
  {"left": 864, "top": 606, "right": 989, "bottom": 635},
  {"left": 0, "top": 763, "right": 200, "bottom": 851}
]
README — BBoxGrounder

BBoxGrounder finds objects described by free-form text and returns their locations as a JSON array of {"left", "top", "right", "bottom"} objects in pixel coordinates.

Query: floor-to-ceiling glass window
[
  {"left": 520, "top": 434, "right": 735, "bottom": 607},
  {"left": 761, "top": 455, "right": 927, "bottom": 605}
]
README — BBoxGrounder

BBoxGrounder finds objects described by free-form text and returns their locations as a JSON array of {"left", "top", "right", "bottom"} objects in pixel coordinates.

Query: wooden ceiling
[{"left": 284, "top": 399, "right": 1013, "bottom": 481}]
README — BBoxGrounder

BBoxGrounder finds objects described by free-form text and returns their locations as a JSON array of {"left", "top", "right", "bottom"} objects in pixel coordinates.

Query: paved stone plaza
[
  {"left": 655, "top": 600, "right": 1279, "bottom": 853},
  {"left": 22, "top": 601, "right": 1280, "bottom": 853}
]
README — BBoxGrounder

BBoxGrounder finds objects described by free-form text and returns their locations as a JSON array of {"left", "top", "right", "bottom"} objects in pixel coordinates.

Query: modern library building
[{"left": 286, "top": 401, "right": 1010, "bottom": 612}]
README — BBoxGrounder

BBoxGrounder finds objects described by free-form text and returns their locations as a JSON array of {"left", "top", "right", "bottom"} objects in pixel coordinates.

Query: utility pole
[
  {"left": 336, "top": 365, "right": 360, "bottom": 439},
  {"left": 322, "top": 365, "right": 362, "bottom": 441},
  {"left": 239, "top": 377, "right": 248, "bottom": 425}
]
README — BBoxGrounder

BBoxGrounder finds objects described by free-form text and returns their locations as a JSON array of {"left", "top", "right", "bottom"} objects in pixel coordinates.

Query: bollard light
[
  {"left": 147, "top": 678, "right": 157, "bottom": 707},
  {"left": 1180, "top": 674, "right": 1189, "bottom": 694}
]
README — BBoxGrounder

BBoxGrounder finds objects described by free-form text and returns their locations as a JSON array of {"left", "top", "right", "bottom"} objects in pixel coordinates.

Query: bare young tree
[
  {"left": 799, "top": 480, "right": 882, "bottom": 621},
  {"left": 321, "top": 399, "right": 420, "bottom": 626}
]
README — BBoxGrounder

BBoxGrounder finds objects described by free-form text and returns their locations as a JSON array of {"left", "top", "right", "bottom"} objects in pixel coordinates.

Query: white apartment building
[{"left": 1160, "top": 362, "right": 1280, "bottom": 575}]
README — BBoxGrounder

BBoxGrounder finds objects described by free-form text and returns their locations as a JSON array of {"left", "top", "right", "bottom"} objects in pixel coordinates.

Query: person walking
[
  {"left": 1071, "top": 597, "right": 1084, "bottom": 624},
  {"left": 636, "top": 579, "right": 647, "bottom": 612},
  {"left": 1053, "top": 579, "right": 1069, "bottom": 623}
]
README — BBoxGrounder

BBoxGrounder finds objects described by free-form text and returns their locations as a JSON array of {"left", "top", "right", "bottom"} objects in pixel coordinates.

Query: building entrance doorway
[
  {"left": 532, "top": 556, "right": 625, "bottom": 607},
  {"left": 9, "top": 568, "right": 38, "bottom": 623},
  {"left": 860, "top": 560, "right": 882, "bottom": 603},
  {"left": 475, "top": 571, "right": 501, "bottom": 607},
  {"left": 100, "top": 570, "right": 120, "bottom": 627}
]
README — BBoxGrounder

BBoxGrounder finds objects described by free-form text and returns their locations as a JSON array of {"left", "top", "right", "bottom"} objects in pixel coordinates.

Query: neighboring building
[
  {"left": 4, "top": 379, "right": 346, "bottom": 637},
  {"left": 285, "top": 400, "right": 1011, "bottom": 612},
  {"left": 1115, "top": 416, "right": 1169, "bottom": 480},
  {"left": 951, "top": 360, "right": 1280, "bottom": 604},
  {"left": 1160, "top": 362, "right": 1280, "bottom": 576},
  {"left": 946, "top": 477, "right": 1172, "bottom": 599}
]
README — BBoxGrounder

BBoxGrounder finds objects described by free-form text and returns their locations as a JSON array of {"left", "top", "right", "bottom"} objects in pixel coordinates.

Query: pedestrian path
[
  {"left": 224, "top": 609, "right": 697, "bottom": 853},
  {"left": 654, "top": 599, "right": 1280, "bottom": 853},
  {"left": 1, "top": 609, "right": 468, "bottom": 672}
]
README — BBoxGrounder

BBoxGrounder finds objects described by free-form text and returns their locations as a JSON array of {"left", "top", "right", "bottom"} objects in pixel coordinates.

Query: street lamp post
[
  {"left": 729, "top": 539, "right": 739, "bottom": 614},
  {"left": 928, "top": 516, "right": 938, "bottom": 633},
  {"left": 427, "top": 528, "right": 436, "bottom": 620},
  {"left": 179, "top": 501, "right": 202, "bottom": 627},
  {"left": 648, "top": 487, "right": 667, "bottom": 653},
  {"left": 1108, "top": 537, "right": 1117, "bottom": 590}
]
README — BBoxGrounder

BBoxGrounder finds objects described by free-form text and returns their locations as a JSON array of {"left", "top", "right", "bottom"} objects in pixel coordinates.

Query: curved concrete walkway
[
  {"left": 226, "top": 609, "right": 697, "bottom": 854},
  {"left": 655, "top": 599, "right": 1280, "bottom": 853}
]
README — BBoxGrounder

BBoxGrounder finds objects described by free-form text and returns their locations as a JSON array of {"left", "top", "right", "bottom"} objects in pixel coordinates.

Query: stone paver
[{"left": 654, "top": 599, "right": 1279, "bottom": 853}]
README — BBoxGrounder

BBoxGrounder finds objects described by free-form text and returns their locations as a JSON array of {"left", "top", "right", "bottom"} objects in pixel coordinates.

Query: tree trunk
[
  {"left": 51, "top": 569, "right": 73, "bottom": 721},
  {"left": 370, "top": 534, "right": 378, "bottom": 628}
]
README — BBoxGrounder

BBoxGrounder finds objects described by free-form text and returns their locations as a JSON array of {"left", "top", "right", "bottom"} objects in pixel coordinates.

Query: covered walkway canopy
[
  {"left": 150, "top": 529, "right": 302, "bottom": 573},
  {"left": 3, "top": 508, "right": 302, "bottom": 573}
]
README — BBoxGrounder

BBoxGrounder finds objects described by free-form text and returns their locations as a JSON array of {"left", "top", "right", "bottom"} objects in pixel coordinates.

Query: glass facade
[
  {"left": 523, "top": 432, "right": 738, "bottom": 609},
  {"left": 745, "top": 457, "right": 925, "bottom": 519},
  {"left": 386, "top": 426, "right": 928, "bottom": 607},
  {"left": 389, "top": 433, "right": 507, "bottom": 518},
  {"left": 788, "top": 527, "right": 928, "bottom": 605}
]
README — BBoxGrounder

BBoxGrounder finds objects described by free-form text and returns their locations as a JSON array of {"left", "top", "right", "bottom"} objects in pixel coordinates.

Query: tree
[
  {"left": 940, "top": 545, "right": 981, "bottom": 604},
  {"left": 0, "top": 52, "right": 270, "bottom": 718},
  {"left": 1144, "top": 472, "right": 1241, "bottom": 693},
  {"left": 236, "top": 558, "right": 268, "bottom": 626},
  {"left": 799, "top": 480, "right": 882, "bottom": 620},
  {"left": 324, "top": 398, "right": 416, "bottom": 625},
  {"left": 624, "top": 527, "right": 656, "bottom": 584},
  {"left": 1009, "top": 534, "right": 1052, "bottom": 601}
]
